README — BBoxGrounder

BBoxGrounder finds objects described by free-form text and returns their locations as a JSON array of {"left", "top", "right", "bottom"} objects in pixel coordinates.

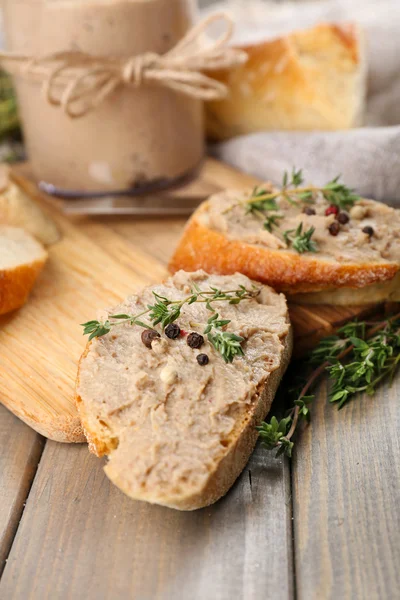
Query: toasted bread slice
[
  {"left": 288, "top": 272, "right": 400, "bottom": 305},
  {"left": 0, "top": 226, "right": 48, "bottom": 315},
  {"left": 169, "top": 189, "right": 400, "bottom": 304},
  {"left": 206, "top": 23, "right": 366, "bottom": 140},
  {"left": 76, "top": 271, "right": 292, "bottom": 510}
]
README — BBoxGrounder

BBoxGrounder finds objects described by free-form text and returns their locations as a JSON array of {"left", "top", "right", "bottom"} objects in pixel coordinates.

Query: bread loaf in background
[{"left": 206, "top": 23, "right": 366, "bottom": 140}]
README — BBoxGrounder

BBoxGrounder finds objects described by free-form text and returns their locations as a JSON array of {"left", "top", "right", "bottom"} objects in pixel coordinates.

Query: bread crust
[
  {"left": 288, "top": 272, "right": 400, "bottom": 305},
  {"left": 0, "top": 257, "right": 47, "bottom": 315},
  {"left": 206, "top": 23, "right": 365, "bottom": 140},
  {"left": 75, "top": 344, "right": 112, "bottom": 456},
  {"left": 168, "top": 210, "right": 399, "bottom": 295},
  {"left": 76, "top": 321, "right": 292, "bottom": 510}
]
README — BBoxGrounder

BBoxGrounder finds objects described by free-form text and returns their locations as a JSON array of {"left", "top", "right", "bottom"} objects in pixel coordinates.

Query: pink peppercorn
[{"left": 325, "top": 205, "right": 339, "bottom": 216}]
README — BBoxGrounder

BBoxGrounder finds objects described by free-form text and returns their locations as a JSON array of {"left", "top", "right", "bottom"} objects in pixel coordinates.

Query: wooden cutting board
[{"left": 0, "top": 159, "right": 379, "bottom": 443}]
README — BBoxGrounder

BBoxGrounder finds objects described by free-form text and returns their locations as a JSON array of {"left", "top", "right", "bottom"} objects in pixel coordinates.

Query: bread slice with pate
[
  {"left": 76, "top": 270, "right": 292, "bottom": 510},
  {"left": 169, "top": 180, "right": 400, "bottom": 305},
  {"left": 0, "top": 226, "right": 48, "bottom": 315}
]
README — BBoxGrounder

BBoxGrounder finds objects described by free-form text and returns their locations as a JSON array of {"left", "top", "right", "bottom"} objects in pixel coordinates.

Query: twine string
[{"left": 0, "top": 13, "right": 247, "bottom": 118}]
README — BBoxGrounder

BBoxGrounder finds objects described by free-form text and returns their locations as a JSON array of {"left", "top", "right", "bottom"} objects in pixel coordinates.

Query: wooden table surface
[{"left": 1, "top": 187, "right": 399, "bottom": 600}]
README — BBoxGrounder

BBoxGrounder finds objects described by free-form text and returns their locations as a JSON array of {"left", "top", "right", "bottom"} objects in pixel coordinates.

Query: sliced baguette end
[{"left": 0, "top": 227, "right": 48, "bottom": 316}]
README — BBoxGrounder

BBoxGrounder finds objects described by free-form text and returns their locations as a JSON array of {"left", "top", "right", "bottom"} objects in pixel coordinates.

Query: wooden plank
[
  {"left": 0, "top": 404, "right": 44, "bottom": 576},
  {"left": 292, "top": 377, "right": 400, "bottom": 599},
  {"left": 0, "top": 439, "right": 294, "bottom": 600}
]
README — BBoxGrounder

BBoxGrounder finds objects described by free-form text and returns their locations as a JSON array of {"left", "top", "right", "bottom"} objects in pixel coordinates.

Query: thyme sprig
[
  {"left": 283, "top": 222, "right": 318, "bottom": 253},
  {"left": 258, "top": 313, "right": 400, "bottom": 457},
  {"left": 204, "top": 313, "right": 245, "bottom": 363},
  {"left": 263, "top": 213, "right": 284, "bottom": 232},
  {"left": 245, "top": 186, "right": 279, "bottom": 215},
  {"left": 82, "top": 284, "right": 258, "bottom": 362},
  {"left": 225, "top": 168, "right": 361, "bottom": 214},
  {"left": 244, "top": 185, "right": 282, "bottom": 232}
]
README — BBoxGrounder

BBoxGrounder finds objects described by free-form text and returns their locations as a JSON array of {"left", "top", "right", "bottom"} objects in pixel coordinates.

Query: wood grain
[
  {"left": 0, "top": 158, "right": 398, "bottom": 599},
  {"left": 0, "top": 159, "right": 380, "bottom": 441},
  {"left": 0, "top": 439, "right": 293, "bottom": 600},
  {"left": 0, "top": 404, "right": 44, "bottom": 576},
  {"left": 292, "top": 377, "right": 400, "bottom": 599},
  {"left": 0, "top": 197, "right": 167, "bottom": 443}
]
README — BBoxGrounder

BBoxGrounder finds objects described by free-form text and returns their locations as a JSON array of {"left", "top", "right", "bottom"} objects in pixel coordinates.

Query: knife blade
[{"left": 60, "top": 193, "right": 208, "bottom": 215}]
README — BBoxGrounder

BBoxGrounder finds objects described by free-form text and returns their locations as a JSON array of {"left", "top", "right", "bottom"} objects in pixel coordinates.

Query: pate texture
[
  {"left": 77, "top": 270, "right": 289, "bottom": 503},
  {"left": 200, "top": 189, "right": 400, "bottom": 265}
]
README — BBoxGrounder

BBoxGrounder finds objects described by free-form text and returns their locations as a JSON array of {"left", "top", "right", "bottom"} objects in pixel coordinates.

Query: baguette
[
  {"left": 0, "top": 226, "right": 48, "bottom": 315},
  {"left": 206, "top": 23, "right": 366, "bottom": 140},
  {"left": 169, "top": 188, "right": 400, "bottom": 305},
  {"left": 76, "top": 270, "right": 292, "bottom": 510}
]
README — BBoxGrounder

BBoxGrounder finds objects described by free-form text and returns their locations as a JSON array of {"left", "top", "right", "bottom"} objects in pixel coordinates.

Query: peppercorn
[
  {"left": 303, "top": 207, "right": 316, "bottom": 215},
  {"left": 337, "top": 212, "right": 349, "bottom": 225},
  {"left": 141, "top": 329, "right": 160, "bottom": 349},
  {"left": 362, "top": 225, "right": 374, "bottom": 237},
  {"left": 328, "top": 222, "right": 340, "bottom": 236},
  {"left": 164, "top": 323, "right": 181, "bottom": 339},
  {"left": 197, "top": 353, "right": 209, "bottom": 366},
  {"left": 187, "top": 332, "right": 204, "bottom": 349},
  {"left": 325, "top": 205, "right": 339, "bottom": 216}
]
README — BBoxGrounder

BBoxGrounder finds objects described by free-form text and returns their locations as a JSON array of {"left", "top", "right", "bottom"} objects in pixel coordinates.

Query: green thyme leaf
[
  {"left": 290, "top": 167, "right": 304, "bottom": 188},
  {"left": 256, "top": 416, "right": 293, "bottom": 457},
  {"left": 263, "top": 213, "right": 284, "bottom": 232},
  {"left": 205, "top": 313, "right": 245, "bottom": 363},
  {"left": 283, "top": 222, "right": 318, "bottom": 253},
  {"left": 322, "top": 176, "right": 360, "bottom": 209},
  {"left": 81, "top": 320, "right": 111, "bottom": 341}
]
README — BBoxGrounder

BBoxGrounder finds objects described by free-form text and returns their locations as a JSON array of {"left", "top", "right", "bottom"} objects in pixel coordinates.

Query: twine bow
[{"left": 0, "top": 13, "right": 247, "bottom": 118}]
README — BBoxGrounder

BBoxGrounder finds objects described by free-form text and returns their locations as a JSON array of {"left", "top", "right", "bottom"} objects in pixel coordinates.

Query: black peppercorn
[
  {"left": 303, "top": 207, "right": 316, "bottom": 215},
  {"left": 337, "top": 212, "right": 349, "bottom": 225},
  {"left": 197, "top": 353, "right": 209, "bottom": 366},
  {"left": 164, "top": 323, "right": 181, "bottom": 339},
  {"left": 141, "top": 329, "right": 160, "bottom": 349},
  {"left": 362, "top": 225, "right": 374, "bottom": 237},
  {"left": 328, "top": 222, "right": 340, "bottom": 236},
  {"left": 187, "top": 332, "right": 204, "bottom": 349}
]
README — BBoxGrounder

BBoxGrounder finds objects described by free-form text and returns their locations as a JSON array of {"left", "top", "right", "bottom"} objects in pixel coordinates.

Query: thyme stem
[{"left": 258, "top": 312, "right": 400, "bottom": 456}]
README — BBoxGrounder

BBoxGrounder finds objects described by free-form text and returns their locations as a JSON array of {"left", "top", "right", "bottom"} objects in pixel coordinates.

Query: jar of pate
[{"left": 3, "top": 0, "right": 203, "bottom": 192}]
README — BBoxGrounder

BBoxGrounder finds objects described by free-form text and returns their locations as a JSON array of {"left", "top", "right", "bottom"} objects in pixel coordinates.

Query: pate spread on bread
[
  {"left": 76, "top": 271, "right": 292, "bottom": 510},
  {"left": 169, "top": 182, "right": 400, "bottom": 304}
]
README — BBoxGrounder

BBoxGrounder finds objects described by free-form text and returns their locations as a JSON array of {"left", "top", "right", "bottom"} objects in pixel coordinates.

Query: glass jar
[{"left": 3, "top": 0, "right": 204, "bottom": 192}]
